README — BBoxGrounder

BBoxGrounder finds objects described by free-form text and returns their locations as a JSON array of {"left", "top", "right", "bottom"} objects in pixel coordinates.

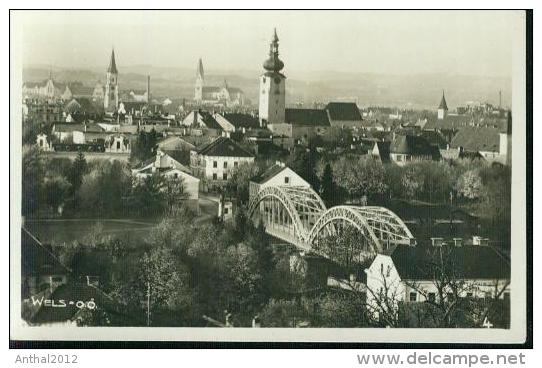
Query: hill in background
[{"left": 23, "top": 65, "right": 511, "bottom": 110}]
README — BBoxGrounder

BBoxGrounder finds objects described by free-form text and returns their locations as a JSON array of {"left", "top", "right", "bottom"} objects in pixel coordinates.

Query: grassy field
[{"left": 24, "top": 218, "right": 159, "bottom": 244}]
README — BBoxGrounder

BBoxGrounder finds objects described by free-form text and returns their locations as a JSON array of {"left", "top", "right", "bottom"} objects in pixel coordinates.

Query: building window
[
  {"left": 213, "top": 161, "right": 218, "bottom": 168},
  {"left": 173, "top": 173, "right": 178, "bottom": 179},
  {"left": 234, "top": 162, "right": 238, "bottom": 168},
  {"left": 224, "top": 208, "right": 229, "bottom": 214},
  {"left": 427, "top": 293, "right": 436, "bottom": 303},
  {"left": 213, "top": 173, "right": 218, "bottom": 180},
  {"left": 284, "top": 176, "right": 290, "bottom": 184},
  {"left": 409, "top": 292, "right": 417, "bottom": 302},
  {"left": 223, "top": 173, "right": 228, "bottom": 180},
  {"left": 466, "top": 292, "right": 473, "bottom": 298},
  {"left": 224, "top": 162, "right": 228, "bottom": 169},
  {"left": 380, "top": 263, "right": 384, "bottom": 275},
  {"left": 117, "top": 141, "right": 121, "bottom": 150}
]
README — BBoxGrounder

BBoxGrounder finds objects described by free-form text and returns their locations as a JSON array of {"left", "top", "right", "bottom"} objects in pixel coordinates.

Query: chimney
[{"left": 499, "top": 90, "right": 502, "bottom": 109}]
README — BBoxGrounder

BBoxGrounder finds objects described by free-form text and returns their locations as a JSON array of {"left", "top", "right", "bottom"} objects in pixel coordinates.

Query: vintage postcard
[{"left": 9, "top": 10, "right": 529, "bottom": 344}]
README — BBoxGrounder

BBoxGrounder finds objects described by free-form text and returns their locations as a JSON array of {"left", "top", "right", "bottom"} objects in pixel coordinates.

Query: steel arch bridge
[
  {"left": 247, "top": 185, "right": 414, "bottom": 257},
  {"left": 247, "top": 186, "right": 327, "bottom": 248}
]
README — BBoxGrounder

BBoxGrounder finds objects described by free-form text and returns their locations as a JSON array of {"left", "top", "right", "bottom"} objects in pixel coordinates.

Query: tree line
[{"left": 22, "top": 145, "right": 186, "bottom": 218}]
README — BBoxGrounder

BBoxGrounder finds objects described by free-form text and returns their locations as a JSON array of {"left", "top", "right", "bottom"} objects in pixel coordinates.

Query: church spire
[
  {"left": 107, "top": 48, "right": 118, "bottom": 74},
  {"left": 263, "top": 28, "right": 284, "bottom": 72},
  {"left": 197, "top": 58, "right": 204, "bottom": 80},
  {"left": 438, "top": 90, "right": 448, "bottom": 110}
]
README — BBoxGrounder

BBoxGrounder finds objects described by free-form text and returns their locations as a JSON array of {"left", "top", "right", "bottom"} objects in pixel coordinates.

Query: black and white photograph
[{"left": 9, "top": 9, "right": 530, "bottom": 345}]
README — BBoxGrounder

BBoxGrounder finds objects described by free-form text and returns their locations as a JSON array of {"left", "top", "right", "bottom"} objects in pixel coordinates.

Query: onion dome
[{"left": 263, "top": 28, "right": 284, "bottom": 72}]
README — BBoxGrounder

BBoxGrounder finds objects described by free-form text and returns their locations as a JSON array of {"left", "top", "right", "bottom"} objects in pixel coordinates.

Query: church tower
[
  {"left": 104, "top": 48, "right": 119, "bottom": 111},
  {"left": 437, "top": 90, "right": 448, "bottom": 120},
  {"left": 259, "top": 28, "right": 286, "bottom": 126},
  {"left": 195, "top": 58, "right": 204, "bottom": 103}
]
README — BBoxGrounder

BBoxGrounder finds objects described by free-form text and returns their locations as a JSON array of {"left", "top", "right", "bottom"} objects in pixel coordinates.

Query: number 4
[{"left": 483, "top": 317, "right": 493, "bottom": 328}]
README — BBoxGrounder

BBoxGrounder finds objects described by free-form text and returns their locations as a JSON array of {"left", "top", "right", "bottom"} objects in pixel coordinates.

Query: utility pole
[{"left": 146, "top": 281, "right": 151, "bottom": 327}]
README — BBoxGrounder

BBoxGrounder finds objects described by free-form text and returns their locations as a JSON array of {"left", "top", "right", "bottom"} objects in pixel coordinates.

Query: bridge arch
[
  {"left": 307, "top": 206, "right": 414, "bottom": 254},
  {"left": 247, "top": 185, "right": 327, "bottom": 245}
]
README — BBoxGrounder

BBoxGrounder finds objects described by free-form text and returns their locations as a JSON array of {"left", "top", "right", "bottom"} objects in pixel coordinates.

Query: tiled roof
[
  {"left": 64, "top": 99, "right": 82, "bottom": 114},
  {"left": 449, "top": 127, "right": 500, "bottom": 152},
  {"left": 419, "top": 130, "right": 449, "bottom": 149},
  {"left": 424, "top": 115, "right": 506, "bottom": 131},
  {"left": 162, "top": 149, "right": 191, "bottom": 166},
  {"left": 285, "top": 108, "right": 330, "bottom": 127},
  {"left": 198, "top": 111, "right": 223, "bottom": 130},
  {"left": 250, "top": 164, "right": 287, "bottom": 184},
  {"left": 391, "top": 244, "right": 510, "bottom": 281},
  {"left": 390, "top": 134, "right": 439, "bottom": 158},
  {"left": 222, "top": 113, "right": 260, "bottom": 129},
  {"left": 373, "top": 141, "right": 391, "bottom": 163},
  {"left": 325, "top": 102, "right": 362, "bottom": 121},
  {"left": 21, "top": 228, "right": 70, "bottom": 277},
  {"left": 196, "top": 137, "right": 254, "bottom": 158}
]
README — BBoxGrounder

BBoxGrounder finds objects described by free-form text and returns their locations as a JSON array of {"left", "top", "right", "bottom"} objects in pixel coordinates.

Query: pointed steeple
[
  {"left": 197, "top": 58, "right": 204, "bottom": 79},
  {"left": 107, "top": 48, "right": 118, "bottom": 74},
  {"left": 263, "top": 28, "right": 284, "bottom": 72},
  {"left": 438, "top": 90, "right": 448, "bottom": 110}
]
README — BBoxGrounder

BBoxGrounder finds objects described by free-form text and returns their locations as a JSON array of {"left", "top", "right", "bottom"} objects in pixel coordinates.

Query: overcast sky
[{"left": 18, "top": 10, "right": 518, "bottom": 78}]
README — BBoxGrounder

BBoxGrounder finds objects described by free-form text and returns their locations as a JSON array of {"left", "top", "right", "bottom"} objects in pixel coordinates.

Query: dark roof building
[
  {"left": 325, "top": 102, "right": 363, "bottom": 126},
  {"left": 419, "top": 130, "right": 449, "bottom": 149},
  {"left": 196, "top": 137, "right": 254, "bottom": 158},
  {"left": 198, "top": 111, "right": 223, "bottom": 131},
  {"left": 250, "top": 164, "right": 289, "bottom": 185},
  {"left": 390, "top": 244, "right": 510, "bottom": 281},
  {"left": 222, "top": 113, "right": 260, "bottom": 129},
  {"left": 285, "top": 108, "right": 330, "bottom": 127},
  {"left": 372, "top": 141, "right": 391, "bottom": 163},
  {"left": 390, "top": 134, "right": 441, "bottom": 160},
  {"left": 449, "top": 127, "right": 500, "bottom": 153}
]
